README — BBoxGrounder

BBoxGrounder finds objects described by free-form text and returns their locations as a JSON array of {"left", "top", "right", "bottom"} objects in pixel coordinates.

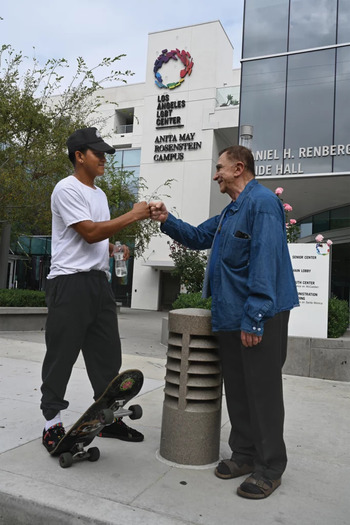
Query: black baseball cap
[{"left": 66, "top": 127, "right": 115, "bottom": 154}]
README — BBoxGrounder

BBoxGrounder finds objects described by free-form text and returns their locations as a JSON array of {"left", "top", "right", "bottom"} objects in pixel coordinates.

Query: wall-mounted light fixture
[{"left": 239, "top": 124, "right": 254, "bottom": 149}]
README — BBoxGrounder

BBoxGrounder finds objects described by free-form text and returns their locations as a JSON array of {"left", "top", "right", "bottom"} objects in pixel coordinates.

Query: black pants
[
  {"left": 216, "top": 310, "right": 290, "bottom": 480},
  {"left": 41, "top": 271, "right": 122, "bottom": 420}
]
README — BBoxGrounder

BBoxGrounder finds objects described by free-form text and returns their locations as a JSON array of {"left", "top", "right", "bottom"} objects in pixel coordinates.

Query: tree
[
  {"left": 169, "top": 241, "right": 208, "bottom": 294},
  {"left": 97, "top": 159, "right": 173, "bottom": 257},
  {"left": 0, "top": 42, "right": 133, "bottom": 238}
]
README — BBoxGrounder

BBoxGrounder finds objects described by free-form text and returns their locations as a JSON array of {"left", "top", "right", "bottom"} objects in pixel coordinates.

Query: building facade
[
  {"left": 77, "top": 8, "right": 348, "bottom": 310},
  {"left": 99, "top": 21, "right": 241, "bottom": 309},
  {"left": 5, "top": 14, "right": 348, "bottom": 307},
  {"left": 240, "top": 0, "right": 350, "bottom": 302}
]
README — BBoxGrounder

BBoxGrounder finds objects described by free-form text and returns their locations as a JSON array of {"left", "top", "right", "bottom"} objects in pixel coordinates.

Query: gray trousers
[
  {"left": 216, "top": 310, "right": 290, "bottom": 480},
  {"left": 41, "top": 271, "right": 122, "bottom": 420}
]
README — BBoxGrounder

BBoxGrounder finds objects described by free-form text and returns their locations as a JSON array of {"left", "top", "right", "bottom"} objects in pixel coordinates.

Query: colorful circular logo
[
  {"left": 154, "top": 48, "right": 194, "bottom": 90},
  {"left": 120, "top": 378, "right": 135, "bottom": 391},
  {"left": 316, "top": 243, "right": 330, "bottom": 256}
]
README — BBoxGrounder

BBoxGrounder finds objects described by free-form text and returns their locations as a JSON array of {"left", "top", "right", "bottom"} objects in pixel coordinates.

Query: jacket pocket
[{"left": 222, "top": 235, "right": 251, "bottom": 270}]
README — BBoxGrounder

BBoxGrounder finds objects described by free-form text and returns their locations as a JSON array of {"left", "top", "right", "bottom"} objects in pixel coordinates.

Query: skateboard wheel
[
  {"left": 99, "top": 408, "right": 114, "bottom": 425},
  {"left": 129, "top": 404, "right": 143, "bottom": 420},
  {"left": 59, "top": 452, "right": 73, "bottom": 468},
  {"left": 88, "top": 447, "right": 100, "bottom": 462}
]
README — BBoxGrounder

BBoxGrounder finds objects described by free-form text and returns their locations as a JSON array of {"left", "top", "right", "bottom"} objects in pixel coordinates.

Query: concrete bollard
[{"left": 159, "top": 308, "right": 222, "bottom": 465}]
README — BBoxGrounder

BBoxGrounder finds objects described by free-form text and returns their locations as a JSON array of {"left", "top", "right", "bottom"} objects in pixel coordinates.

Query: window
[
  {"left": 113, "top": 148, "right": 141, "bottom": 195},
  {"left": 284, "top": 50, "right": 335, "bottom": 174},
  {"left": 299, "top": 219, "right": 312, "bottom": 237},
  {"left": 115, "top": 108, "right": 134, "bottom": 134},
  {"left": 338, "top": 0, "right": 350, "bottom": 44},
  {"left": 334, "top": 46, "right": 350, "bottom": 172},
  {"left": 330, "top": 206, "right": 350, "bottom": 229},
  {"left": 299, "top": 206, "right": 350, "bottom": 237},
  {"left": 240, "top": 57, "right": 286, "bottom": 176},
  {"left": 243, "top": 0, "right": 289, "bottom": 58},
  {"left": 122, "top": 149, "right": 141, "bottom": 167},
  {"left": 313, "top": 210, "right": 330, "bottom": 233},
  {"left": 114, "top": 148, "right": 141, "bottom": 168},
  {"left": 289, "top": 0, "right": 337, "bottom": 51}
]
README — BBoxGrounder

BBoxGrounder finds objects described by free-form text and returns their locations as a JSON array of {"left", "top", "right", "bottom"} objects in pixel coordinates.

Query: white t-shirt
[{"left": 48, "top": 175, "right": 110, "bottom": 278}]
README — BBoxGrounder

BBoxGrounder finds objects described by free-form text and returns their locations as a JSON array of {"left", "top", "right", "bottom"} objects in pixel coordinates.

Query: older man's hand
[
  {"left": 149, "top": 201, "right": 169, "bottom": 223},
  {"left": 241, "top": 331, "right": 262, "bottom": 348}
]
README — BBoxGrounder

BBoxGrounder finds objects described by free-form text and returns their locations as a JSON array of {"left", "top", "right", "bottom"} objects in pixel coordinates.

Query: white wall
[{"left": 97, "top": 22, "right": 240, "bottom": 310}]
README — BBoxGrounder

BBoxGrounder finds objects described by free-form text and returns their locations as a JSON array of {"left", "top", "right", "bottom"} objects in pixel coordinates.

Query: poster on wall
[{"left": 288, "top": 243, "right": 331, "bottom": 339}]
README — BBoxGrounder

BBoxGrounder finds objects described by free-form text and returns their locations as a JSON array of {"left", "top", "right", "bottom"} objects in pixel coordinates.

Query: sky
[{"left": 1, "top": 0, "right": 244, "bottom": 89}]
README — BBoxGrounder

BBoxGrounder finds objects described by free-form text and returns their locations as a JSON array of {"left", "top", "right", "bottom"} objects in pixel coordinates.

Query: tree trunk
[{"left": 0, "top": 222, "right": 11, "bottom": 288}]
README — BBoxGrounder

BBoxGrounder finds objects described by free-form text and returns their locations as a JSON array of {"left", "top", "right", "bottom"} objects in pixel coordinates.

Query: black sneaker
[
  {"left": 42, "top": 423, "right": 65, "bottom": 453},
  {"left": 98, "top": 419, "right": 144, "bottom": 442}
]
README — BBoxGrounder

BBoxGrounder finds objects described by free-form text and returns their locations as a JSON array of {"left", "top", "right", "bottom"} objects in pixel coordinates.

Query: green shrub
[
  {"left": 172, "top": 292, "right": 212, "bottom": 311},
  {"left": 169, "top": 241, "right": 207, "bottom": 294},
  {"left": 0, "top": 289, "right": 46, "bottom": 307},
  {"left": 172, "top": 293, "right": 350, "bottom": 339},
  {"left": 328, "top": 296, "right": 349, "bottom": 338}
]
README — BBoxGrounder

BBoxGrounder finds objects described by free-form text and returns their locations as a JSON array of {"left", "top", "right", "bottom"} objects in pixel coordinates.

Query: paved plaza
[{"left": 0, "top": 308, "right": 349, "bottom": 524}]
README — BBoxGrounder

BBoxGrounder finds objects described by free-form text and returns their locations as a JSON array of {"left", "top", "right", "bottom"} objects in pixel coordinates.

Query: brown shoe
[
  {"left": 215, "top": 458, "right": 253, "bottom": 479},
  {"left": 237, "top": 474, "right": 281, "bottom": 499}
]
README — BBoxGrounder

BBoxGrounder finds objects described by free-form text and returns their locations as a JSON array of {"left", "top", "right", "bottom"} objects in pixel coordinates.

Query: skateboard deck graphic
[{"left": 50, "top": 369, "right": 143, "bottom": 468}]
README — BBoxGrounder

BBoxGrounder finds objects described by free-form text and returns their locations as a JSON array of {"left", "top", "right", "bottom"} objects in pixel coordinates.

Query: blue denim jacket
[{"left": 161, "top": 179, "right": 299, "bottom": 334}]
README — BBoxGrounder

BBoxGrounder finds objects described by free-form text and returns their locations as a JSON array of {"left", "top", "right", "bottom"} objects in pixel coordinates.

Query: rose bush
[{"left": 274, "top": 187, "right": 300, "bottom": 243}]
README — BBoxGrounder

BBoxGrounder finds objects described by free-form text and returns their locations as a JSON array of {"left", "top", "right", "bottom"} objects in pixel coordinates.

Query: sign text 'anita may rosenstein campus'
[{"left": 152, "top": 48, "right": 202, "bottom": 162}]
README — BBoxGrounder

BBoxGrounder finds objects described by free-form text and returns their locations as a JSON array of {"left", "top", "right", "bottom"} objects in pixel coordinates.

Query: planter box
[
  {"left": 161, "top": 316, "right": 350, "bottom": 382},
  {"left": 285, "top": 335, "right": 350, "bottom": 382},
  {"left": 0, "top": 307, "right": 48, "bottom": 331},
  {"left": 0, "top": 303, "right": 122, "bottom": 332}
]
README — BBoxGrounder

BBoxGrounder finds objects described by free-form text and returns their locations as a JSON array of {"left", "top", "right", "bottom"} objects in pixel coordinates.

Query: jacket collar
[{"left": 225, "top": 178, "right": 258, "bottom": 214}]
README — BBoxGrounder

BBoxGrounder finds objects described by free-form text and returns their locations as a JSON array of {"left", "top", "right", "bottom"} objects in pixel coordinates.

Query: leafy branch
[{"left": 169, "top": 241, "right": 207, "bottom": 294}]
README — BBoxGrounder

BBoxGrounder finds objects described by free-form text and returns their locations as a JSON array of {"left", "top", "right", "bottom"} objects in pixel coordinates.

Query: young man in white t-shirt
[{"left": 41, "top": 127, "right": 150, "bottom": 452}]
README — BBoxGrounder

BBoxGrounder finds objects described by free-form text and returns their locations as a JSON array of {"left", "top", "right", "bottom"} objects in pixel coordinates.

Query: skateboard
[{"left": 50, "top": 369, "right": 144, "bottom": 468}]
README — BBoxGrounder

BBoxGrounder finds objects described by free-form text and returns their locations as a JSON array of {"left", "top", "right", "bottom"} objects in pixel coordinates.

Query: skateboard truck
[
  {"left": 98, "top": 403, "right": 143, "bottom": 425},
  {"left": 58, "top": 404, "right": 143, "bottom": 468},
  {"left": 59, "top": 442, "right": 100, "bottom": 468},
  {"left": 113, "top": 402, "right": 143, "bottom": 421}
]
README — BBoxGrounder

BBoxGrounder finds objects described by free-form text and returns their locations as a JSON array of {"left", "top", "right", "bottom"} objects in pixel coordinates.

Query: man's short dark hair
[
  {"left": 68, "top": 146, "right": 89, "bottom": 167},
  {"left": 219, "top": 145, "right": 255, "bottom": 176}
]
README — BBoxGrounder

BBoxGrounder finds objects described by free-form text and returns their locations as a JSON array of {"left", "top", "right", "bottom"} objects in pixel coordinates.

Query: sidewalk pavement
[{"left": 0, "top": 308, "right": 349, "bottom": 525}]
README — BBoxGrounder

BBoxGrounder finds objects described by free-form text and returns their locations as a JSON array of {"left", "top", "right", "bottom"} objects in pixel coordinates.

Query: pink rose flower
[
  {"left": 283, "top": 203, "right": 293, "bottom": 212},
  {"left": 315, "top": 234, "right": 324, "bottom": 242},
  {"left": 275, "top": 187, "right": 284, "bottom": 195},
  {"left": 289, "top": 219, "right": 297, "bottom": 225},
  {"left": 327, "top": 239, "right": 333, "bottom": 246}
]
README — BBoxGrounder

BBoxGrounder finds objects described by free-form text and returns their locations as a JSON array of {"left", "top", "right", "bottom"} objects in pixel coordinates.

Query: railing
[
  {"left": 216, "top": 86, "right": 240, "bottom": 108},
  {"left": 116, "top": 124, "right": 133, "bottom": 134}
]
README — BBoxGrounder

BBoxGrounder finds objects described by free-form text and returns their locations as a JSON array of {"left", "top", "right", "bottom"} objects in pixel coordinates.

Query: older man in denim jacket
[{"left": 150, "top": 145, "right": 299, "bottom": 499}]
